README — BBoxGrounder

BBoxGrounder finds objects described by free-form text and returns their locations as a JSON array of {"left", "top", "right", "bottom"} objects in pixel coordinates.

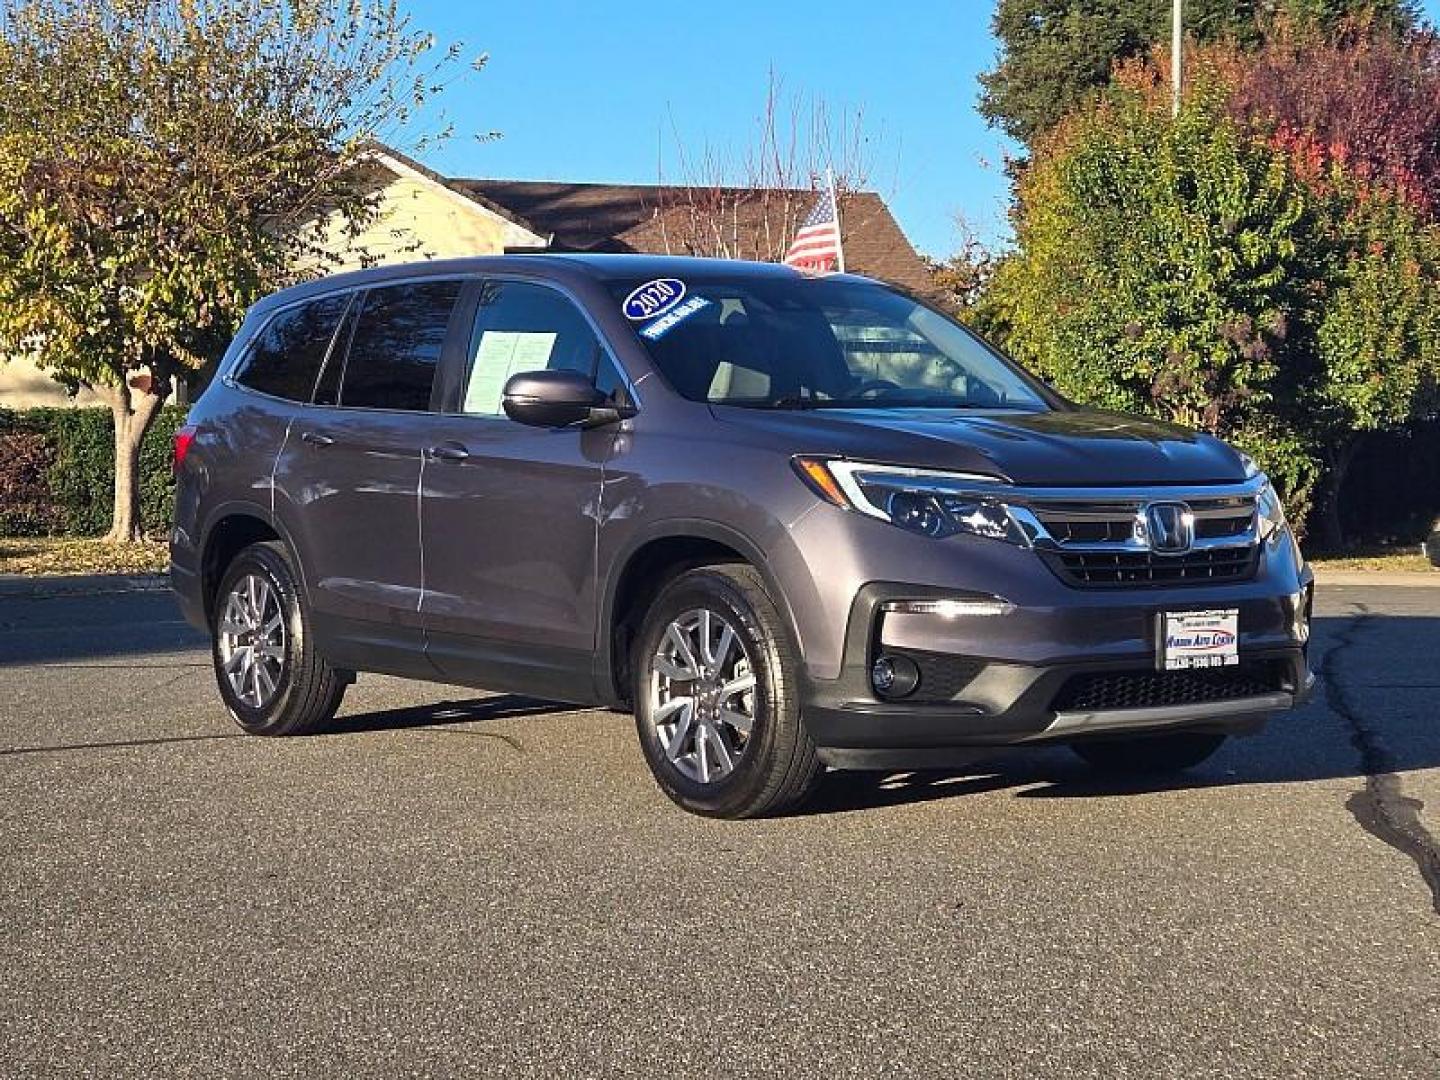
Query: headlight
[
  {"left": 1257, "top": 479, "right": 1287, "bottom": 544},
  {"left": 1256, "top": 477, "right": 1304, "bottom": 564},
  {"left": 793, "top": 458, "right": 1026, "bottom": 543}
]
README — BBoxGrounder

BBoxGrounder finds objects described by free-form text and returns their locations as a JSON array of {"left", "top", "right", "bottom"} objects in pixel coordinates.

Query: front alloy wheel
[
  {"left": 633, "top": 565, "right": 822, "bottom": 818},
  {"left": 650, "top": 608, "right": 758, "bottom": 784}
]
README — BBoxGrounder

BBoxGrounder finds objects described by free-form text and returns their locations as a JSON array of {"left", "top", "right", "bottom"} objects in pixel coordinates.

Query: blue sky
[{"left": 404, "top": 0, "right": 1440, "bottom": 260}]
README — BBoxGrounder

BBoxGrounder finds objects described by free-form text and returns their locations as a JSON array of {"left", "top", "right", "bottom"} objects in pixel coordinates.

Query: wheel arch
[
  {"left": 198, "top": 503, "right": 302, "bottom": 623},
  {"left": 598, "top": 519, "right": 802, "bottom": 708}
]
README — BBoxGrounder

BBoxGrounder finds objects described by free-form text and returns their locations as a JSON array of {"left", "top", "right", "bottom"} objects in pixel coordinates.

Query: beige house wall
[
  {"left": 307, "top": 169, "right": 513, "bottom": 273},
  {"left": 1, "top": 159, "right": 542, "bottom": 409},
  {"left": 0, "top": 359, "right": 110, "bottom": 409}
]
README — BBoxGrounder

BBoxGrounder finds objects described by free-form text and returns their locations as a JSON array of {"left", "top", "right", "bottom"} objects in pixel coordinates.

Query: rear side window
[
  {"left": 235, "top": 295, "right": 350, "bottom": 402},
  {"left": 340, "top": 280, "right": 462, "bottom": 411}
]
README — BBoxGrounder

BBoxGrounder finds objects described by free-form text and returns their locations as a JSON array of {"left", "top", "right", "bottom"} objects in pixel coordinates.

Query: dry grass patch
[
  {"left": 0, "top": 536, "right": 168, "bottom": 576},
  {"left": 1306, "top": 546, "right": 1433, "bottom": 574}
]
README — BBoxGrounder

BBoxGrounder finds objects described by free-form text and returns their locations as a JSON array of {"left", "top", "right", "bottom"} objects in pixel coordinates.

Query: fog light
[{"left": 871, "top": 654, "right": 920, "bottom": 698}]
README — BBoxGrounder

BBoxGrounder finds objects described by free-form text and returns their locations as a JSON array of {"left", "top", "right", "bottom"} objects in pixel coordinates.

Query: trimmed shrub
[
  {"left": 0, "top": 429, "right": 61, "bottom": 535},
  {"left": 0, "top": 405, "right": 186, "bottom": 537}
]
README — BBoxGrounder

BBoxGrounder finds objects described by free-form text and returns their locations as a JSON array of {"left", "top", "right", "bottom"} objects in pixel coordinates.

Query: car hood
[{"left": 710, "top": 406, "right": 1250, "bottom": 487}]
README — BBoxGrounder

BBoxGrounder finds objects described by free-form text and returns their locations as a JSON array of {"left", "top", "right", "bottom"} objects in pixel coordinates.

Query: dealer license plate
[{"left": 1162, "top": 609, "right": 1239, "bottom": 671}]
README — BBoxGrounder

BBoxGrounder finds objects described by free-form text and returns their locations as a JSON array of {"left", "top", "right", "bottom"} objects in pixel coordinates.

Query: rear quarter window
[{"left": 235, "top": 294, "right": 351, "bottom": 402}]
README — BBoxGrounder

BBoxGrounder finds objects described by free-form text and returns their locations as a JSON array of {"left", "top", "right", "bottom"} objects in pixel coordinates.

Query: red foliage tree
[{"left": 1222, "top": 19, "right": 1440, "bottom": 218}]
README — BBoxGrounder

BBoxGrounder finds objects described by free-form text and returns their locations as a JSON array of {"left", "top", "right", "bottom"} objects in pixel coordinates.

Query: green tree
[
  {"left": 979, "top": 0, "right": 1416, "bottom": 146},
  {"left": 1310, "top": 190, "right": 1440, "bottom": 545},
  {"left": 980, "top": 0, "right": 1260, "bottom": 144},
  {"left": 0, "top": 0, "right": 480, "bottom": 541},
  {"left": 986, "top": 63, "right": 1440, "bottom": 542},
  {"left": 995, "top": 79, "right": 1322, "bottom": 429},
  {"left": 1276, "top": 0, "right": 1418, "bottom": 30}
]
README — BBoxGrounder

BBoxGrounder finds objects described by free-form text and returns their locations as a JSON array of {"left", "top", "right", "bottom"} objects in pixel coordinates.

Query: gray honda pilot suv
[{"left": 171, "top": 254, "right": 1314, "bottom": 817}]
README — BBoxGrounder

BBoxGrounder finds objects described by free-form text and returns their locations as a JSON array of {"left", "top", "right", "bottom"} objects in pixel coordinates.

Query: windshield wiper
[
  {"left": 763, "top": 395, "right": 825, "bottom": 410},
  {"left": 736, "top": 396, "right": 1034, "bottom": 411}
]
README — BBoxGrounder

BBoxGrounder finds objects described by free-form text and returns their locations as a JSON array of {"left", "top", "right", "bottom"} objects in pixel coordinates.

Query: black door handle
[
  {"left": 426, "top": 443, "right": 470, "bottom": 463},
  {"left": 300, "top": 430, "right": 335, "bottom": 447}
]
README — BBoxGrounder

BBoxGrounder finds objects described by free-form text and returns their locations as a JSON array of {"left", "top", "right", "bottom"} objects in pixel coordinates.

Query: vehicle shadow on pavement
[
  {"left": 804, "top": 752, "right": 1209, "bottom": 814},
  {"left": 316, "top": 694, "right": 576, "bottom": 737},
  {"left": 0, "top": 731, "right": 243, "bottom": 758}
]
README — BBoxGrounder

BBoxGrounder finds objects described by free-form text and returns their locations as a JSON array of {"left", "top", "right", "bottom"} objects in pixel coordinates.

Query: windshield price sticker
[
  {"left": 638, "top": 295, "right": 711, "bottom": 340},
  {"left": 1162, "top": 609, "right": 1240, "bottom": 671}
]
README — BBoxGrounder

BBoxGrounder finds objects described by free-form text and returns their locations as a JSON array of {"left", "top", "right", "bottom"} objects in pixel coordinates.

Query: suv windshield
[{"left": 609, "top": 275, "right": 1048, "bottom": 410}]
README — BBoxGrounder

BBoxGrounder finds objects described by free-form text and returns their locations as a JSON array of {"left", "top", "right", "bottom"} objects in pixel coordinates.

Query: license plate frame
[{"left": 1160, "top": 608, "right": 1240, "bottom": 671}]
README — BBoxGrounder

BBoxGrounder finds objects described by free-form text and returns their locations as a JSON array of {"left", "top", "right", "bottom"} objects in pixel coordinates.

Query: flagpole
[{"left": 827, "top": 167, "right": 846, "bottom": 273}]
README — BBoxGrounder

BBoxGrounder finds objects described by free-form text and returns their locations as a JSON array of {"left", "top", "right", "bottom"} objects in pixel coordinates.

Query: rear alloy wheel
[
  {"left": 211, "top": 541, "right": 346, "bottom": 736},
  {"left": 216, "top": 572, "right": 286, "bottom": 711},
  {"left": 1071, "top": 731, "right": 1227, "bottom": 775},
  {"left": 634, "top": 565, "right": 822, "bottom": 818}
]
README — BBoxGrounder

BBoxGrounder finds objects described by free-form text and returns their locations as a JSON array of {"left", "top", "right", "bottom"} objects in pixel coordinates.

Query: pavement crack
[
  {"left": 417, "top": 727, "right": 525, "bottom": 752},
  {"left": 1324, "top": 605, "right": 1440, "bottom": 916}
]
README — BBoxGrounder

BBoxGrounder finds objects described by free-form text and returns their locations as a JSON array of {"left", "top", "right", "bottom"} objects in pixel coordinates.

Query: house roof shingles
[{"left": 455, "top": 179, "right": 934, "bottom": 295}]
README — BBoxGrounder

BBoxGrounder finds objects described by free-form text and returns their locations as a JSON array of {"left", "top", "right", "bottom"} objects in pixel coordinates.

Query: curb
[
  {"left": 1313, "top": 570, "right": 1440, "bottom": 588},
  {"left": 0, "top": 573, "right": 170, "bottom": 599}
]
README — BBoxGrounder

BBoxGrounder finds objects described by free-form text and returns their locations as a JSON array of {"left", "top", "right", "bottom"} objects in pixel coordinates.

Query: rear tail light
[{"left": 172, "top": 425, "right": 197, "bottom": 474}]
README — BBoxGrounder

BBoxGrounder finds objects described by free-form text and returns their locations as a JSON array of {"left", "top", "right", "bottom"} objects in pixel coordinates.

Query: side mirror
[{"left": 501, "top": 369, "right": 635, "bottom": 429}]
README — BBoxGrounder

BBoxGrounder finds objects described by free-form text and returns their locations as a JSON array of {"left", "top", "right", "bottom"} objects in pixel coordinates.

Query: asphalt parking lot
[{"left": 2, "top": 577, "right": 1437, "bottom": 1077}]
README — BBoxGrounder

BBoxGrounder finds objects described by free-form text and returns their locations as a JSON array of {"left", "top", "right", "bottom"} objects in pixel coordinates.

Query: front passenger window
[{"left": 461, "top": 281, "right": 611, "bottom": 416}]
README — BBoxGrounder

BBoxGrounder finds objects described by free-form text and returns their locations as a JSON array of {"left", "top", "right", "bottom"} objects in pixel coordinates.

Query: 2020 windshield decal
[{"left": 623, "top": 278, "right": 687, "bottom": 321}]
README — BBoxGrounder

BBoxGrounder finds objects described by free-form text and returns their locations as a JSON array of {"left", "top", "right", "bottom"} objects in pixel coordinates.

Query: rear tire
[
  {"left": 1071, "top": 731, "right": 1226, "bottom": 775},
  {"left": 211, "top": 541, "right": 346, "bottom": 736},
  {"left": 633, "top": 565, "right": 822, "bottom": 818}
]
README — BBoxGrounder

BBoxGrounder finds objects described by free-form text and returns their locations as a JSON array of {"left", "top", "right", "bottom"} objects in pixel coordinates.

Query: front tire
[
  {"left": 633, "top": 565, "right": 822, "bottom": 818},
  {"left": 211, "top": 541, "right": 346, "bottom": 735},
  {"left": 1071, "top": 731, "right": 1226, "bottom": 775}
]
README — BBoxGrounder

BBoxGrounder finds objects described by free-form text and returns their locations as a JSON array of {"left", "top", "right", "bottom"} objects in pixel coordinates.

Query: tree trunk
[
  {"left": 101, "top": 378, "right": 166, "bottom": 544},
  {"left": 1316, "top": 435, "right": 1361, "bottom": 553}
]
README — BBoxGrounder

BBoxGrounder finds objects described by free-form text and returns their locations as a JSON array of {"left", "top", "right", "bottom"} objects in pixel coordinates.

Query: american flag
[{"left": 783, "top": 184, "right": 843, "bottom": 273}]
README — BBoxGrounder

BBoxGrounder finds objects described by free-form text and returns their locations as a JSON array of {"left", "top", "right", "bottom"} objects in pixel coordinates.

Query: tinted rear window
[
  {"left": 341, "top": 280, "right": 462, "bottom": 411},
  {"left": 235, "top": 295, "right": 350, "bottom": 402}
]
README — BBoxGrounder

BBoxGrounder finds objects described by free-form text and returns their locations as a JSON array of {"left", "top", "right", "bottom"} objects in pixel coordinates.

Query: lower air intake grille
[{"left": 1051, "top": 661, "right": 1287, "bottom": 713}]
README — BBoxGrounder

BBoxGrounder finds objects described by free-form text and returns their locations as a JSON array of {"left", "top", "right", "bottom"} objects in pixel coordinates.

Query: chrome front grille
[
  {"left": 1007, "top": 485, "right": 1263, "bottom": 589},
  {"left": 1046, "top": 545, "right": 1259, "bottom": 587}
]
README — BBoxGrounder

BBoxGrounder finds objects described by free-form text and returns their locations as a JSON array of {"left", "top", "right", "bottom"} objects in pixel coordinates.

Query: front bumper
[{"left": 800, "top": 578, "right": 1314, "bottom": 770}]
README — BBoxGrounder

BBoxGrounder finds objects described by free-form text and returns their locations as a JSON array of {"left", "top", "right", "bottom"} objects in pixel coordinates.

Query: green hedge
[{"left": 0, "top": 405, "right": 187, "bottom": 537}]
